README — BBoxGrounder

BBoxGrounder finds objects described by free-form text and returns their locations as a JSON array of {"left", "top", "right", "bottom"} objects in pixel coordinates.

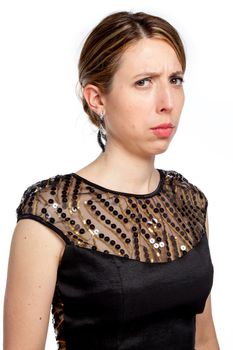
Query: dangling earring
[
  {"left": 97, "top": 111, "right": 107, "bottom": 152},
  {"left": 99, "top": 111, "right": 107, "bottom": 137}
]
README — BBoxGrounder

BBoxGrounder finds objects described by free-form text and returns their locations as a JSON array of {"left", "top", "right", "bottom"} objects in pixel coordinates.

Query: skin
[
  {"left": 79, "top": 37, "right": 220, "bottom": 348},
  {"left": 195, "top": 215, "right": 220, "bottom": 349},
  {"left": 3, "top": 37, "right": 219, "bottom": 349},
  {"left": 78, "top": 37, "right": 185, "bottom": 194},
  {"left": 3, "top": 220, "right": 65, "bottom": 349}
]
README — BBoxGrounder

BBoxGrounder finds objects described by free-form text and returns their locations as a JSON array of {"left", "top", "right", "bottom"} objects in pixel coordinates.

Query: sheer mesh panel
[
  {"left": 16, "top": 169, "right": 208, "bottom": 264},
  {"left": 16, "top": 169, "right": 208, "bottom": 350}
]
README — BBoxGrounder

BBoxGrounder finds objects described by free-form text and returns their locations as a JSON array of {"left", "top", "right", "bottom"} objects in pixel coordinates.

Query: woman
[{"left": 4, "top": 11, "right": 220, "bottom": 350}]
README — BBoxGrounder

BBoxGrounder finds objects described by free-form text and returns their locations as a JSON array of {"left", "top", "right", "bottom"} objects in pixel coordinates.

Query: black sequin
[{"left": 15, "top": 168, "right": 214, "bottom": 350}]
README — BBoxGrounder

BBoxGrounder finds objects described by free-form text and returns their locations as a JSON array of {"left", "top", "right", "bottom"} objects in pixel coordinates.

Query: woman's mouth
[{"left": 150, "top": 124, "right": 175, "bottom": 138}]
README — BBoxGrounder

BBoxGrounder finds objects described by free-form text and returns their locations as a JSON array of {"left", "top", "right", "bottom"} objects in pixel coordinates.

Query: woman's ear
[{"left": 83, "top": 84, "right": 105, "bottom": 115}]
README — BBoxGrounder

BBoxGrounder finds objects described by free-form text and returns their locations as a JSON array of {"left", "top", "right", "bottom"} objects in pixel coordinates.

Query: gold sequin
[{"left": 16, "top": 169, "right": 208, "bottom": 350}]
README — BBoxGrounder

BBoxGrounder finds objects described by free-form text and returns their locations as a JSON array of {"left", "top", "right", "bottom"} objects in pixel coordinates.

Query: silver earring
[
  {"left": 97, "top": 111, "right": 107, "bottom": 152},
  {"left": 99, "top": 111, "right": 107, "bottom": 137}
]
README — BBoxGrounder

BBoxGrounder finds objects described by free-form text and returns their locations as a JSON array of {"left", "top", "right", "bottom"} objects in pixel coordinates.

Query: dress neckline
[{"left": 71, "top": 168, "right": 165, "bottom": 198}]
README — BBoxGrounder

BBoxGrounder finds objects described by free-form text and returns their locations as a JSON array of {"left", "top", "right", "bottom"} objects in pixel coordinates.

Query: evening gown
[{"left": 16, "top": 168, "right": 214, "bottom": 350}]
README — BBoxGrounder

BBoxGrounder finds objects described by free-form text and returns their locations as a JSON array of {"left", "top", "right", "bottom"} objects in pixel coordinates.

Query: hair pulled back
[{"left": 76, "top": 11, "right": 186, "bottom": 152}]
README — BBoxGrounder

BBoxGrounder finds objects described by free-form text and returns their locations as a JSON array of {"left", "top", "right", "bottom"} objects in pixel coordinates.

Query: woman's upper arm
[
  {"left": 3, "top": 218, "right": 65, "bottom": 350},
  {"left": 195, "top": 211, "right": 220, "bottom": 348}
]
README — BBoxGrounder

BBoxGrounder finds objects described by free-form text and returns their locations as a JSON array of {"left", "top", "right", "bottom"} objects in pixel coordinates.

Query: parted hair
[{"left": 76, "top": 11, "right": 186, "bottom": 151}]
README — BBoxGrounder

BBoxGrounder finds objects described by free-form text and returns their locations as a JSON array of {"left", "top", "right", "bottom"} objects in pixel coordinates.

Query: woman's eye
[
  {"left": 170, "top": 76, "right": 184, "bottom": 86},
  {"left": 135, "top": 78, "right": 152, "bottom": 87},
  {"left": 135, "top": 76, "right": 184, "bottom": 87}
]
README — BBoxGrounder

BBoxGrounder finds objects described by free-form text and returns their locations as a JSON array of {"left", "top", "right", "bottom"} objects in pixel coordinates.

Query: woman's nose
[{"left": 156, "top": 83, "right": 173, "bottom": 113}]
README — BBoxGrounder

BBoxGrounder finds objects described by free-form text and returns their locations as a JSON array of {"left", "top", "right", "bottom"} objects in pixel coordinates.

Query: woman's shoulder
[
  {"left": 164, "top": 168, "right": 205, "bottom": 190},
  {"left": 16, "top": 174, "right": 63, "bottom": 214},
  {"left": 15, "top": 172, "right": 75, "bottom": 245},
  {"left": 163, "top": 168, "right": 208, "bottom": 212}
]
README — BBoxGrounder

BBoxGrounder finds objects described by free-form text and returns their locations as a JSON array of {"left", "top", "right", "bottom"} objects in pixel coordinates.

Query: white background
[{"left": 1, "top": 0, "right": 232, "bottom": 348}]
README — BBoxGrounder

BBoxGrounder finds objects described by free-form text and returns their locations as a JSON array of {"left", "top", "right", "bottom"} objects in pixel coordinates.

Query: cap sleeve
[
  {"left": 182, "top": 171, "right": 208, "bottom": 224},
  {"left": 192, "top": 183, "right": 208, "bottom": 222},
  {"left": 165, "top": 169, "right": 208, "bottom": 234},
  {"left": 16, "top": 175, "right": 71, "bottom": 245}
]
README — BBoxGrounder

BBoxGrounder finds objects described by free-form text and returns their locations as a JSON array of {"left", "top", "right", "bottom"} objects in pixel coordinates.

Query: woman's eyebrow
[{"left": 133, "top": 70, "right": 184, "bottom": 78}]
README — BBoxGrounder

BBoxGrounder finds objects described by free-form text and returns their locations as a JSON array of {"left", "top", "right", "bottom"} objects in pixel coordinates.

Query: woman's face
[{"left": 102, "top": 37, "right": 185, "bottom": 156}]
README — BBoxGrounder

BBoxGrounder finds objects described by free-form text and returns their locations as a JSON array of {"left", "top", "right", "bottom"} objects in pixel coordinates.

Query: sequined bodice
[{"left": 16, "top": 169, "right": 214, "bottom": 350}]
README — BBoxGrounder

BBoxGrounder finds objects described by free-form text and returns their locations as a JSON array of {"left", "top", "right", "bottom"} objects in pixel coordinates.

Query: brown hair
[{"left": 76, "top": 11, "right": 186, "bottom": 152}]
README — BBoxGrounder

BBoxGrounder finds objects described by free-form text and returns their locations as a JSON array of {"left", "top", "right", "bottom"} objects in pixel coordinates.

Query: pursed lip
[{"left": 151, "top": 123, "right": 174, "bottom": 129}]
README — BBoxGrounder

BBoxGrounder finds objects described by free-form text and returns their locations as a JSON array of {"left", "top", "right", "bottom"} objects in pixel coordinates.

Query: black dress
[{"left": 16, "top": 169, "right": 214, "bottom": 350}]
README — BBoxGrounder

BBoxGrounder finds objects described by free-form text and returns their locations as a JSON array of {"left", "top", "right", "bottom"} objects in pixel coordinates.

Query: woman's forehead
[{"left": 116, "top": 39, "right": 182, "bottom": 78}]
